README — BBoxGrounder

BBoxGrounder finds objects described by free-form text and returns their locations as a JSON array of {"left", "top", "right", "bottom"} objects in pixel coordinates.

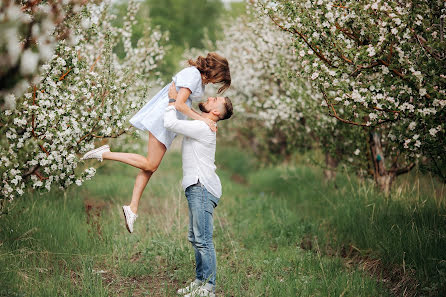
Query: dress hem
[{"left": 129, "top": 119, "right": 170, "bottom": 150}]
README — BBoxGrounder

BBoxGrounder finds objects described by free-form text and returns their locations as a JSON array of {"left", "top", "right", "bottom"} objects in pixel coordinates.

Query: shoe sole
[
  {"left": 81, "top": 145, "right": 110, "bottom": 160},
  {"left": 122, "top": 206, "right": 132, "bottom": 233}
]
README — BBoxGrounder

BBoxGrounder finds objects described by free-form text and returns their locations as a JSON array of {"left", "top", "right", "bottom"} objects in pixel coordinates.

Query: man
[{"left": 164, "top": 82, "right": 233, "bottom": 297}]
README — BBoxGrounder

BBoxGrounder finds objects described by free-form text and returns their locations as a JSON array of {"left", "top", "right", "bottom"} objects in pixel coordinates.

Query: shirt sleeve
[
  {"left": 172, "top": 67, "right": 201, "bottom": 93},
  {"left": 163, "top": 106, "right": 212, "bottom": 142}
]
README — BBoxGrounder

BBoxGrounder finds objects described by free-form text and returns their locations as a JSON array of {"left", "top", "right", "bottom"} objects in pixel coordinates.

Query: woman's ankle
[
  {"left": 129, "top": 205, "right": 138, "bottom": 214},
  {"left": 101, "top": 151, "right": 111, "bottom": 159}
]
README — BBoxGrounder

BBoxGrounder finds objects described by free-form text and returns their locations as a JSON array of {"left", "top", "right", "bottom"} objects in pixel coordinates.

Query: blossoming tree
[
  {"left": 200, "top": 1, "right": 444, "bottom": 193},
  {"left": 257, "top": 0, "right": 445, "bottom": 191},
  {"left": 195, "top": 7, "right": 369, "bottom": 180},
  {"left": 0, "top": 0, "right": 92, "bottom": 109},
  {"left": 0, "top": 0, "right": 166, "bottom": 207},
  {"left": 188, "top": 13, "right": 314, "bottom": 160}
]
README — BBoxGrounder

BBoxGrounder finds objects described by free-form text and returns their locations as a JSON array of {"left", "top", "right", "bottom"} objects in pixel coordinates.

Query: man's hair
[{"left": 220, "top": 97, "right": 233, "bottom": 121}]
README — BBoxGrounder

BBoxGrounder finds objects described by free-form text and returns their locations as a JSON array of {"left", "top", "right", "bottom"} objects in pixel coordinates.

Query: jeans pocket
[
  {"left": 204, "top": 200, "right": 214, "bottom": 216},
  {"left": 185, "top": 185, "right": 198, "bottom": 199}
]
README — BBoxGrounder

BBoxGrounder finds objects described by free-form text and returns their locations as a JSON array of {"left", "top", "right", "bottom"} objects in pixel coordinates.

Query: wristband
[{"left": 169, "top": 98, "right": 176, "bottom": 103}]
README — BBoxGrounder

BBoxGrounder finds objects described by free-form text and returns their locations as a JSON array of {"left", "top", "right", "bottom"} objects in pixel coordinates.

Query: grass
[
  {"left": 241, "top": 154, "right": 446, "bottom": 296},
  {"left": 1, "top": 140, "right": 444, "bottom": 296}
]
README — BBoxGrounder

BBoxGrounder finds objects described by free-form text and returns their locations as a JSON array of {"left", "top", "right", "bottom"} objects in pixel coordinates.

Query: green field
[{"left": 1, "top": 142, "right": 445, "bottom": 296}]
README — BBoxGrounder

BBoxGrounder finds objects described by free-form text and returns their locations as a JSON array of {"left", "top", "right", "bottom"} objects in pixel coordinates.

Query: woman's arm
[
  {"left": 190, "top": 107, "right": 201, "bottom": 116},
  {"left": 169, "top": 83, "right": 217, "bottom": 131},
  {"left": 173, "top": 88, "right": 204, "bottom": 121}
]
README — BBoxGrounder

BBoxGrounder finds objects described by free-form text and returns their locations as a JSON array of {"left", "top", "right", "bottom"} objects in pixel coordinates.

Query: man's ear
[{"left": 211, "top": 109, "right": 221, "bottom": 117}]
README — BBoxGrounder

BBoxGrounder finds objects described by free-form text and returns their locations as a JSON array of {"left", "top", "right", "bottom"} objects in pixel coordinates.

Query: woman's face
[{"left": 202, "top": 73, "right": 224, "bottom": 86}]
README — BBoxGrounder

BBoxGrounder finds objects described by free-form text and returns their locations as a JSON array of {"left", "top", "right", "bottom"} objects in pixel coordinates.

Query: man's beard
[{"left": 198, "top": 102, "right": 210, "bottom": 113}]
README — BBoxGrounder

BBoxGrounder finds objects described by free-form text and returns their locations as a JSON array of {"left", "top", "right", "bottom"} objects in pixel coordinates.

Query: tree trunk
[
  {"left": 375, "top": 172, "right": 396, "bottom": 195},
  {"left": 324, "top": 152, "right": 339, "bottom": 182},
  {"left": 368, "top": 130, "right": 416, "bottom": 195},
  {"left": 369, "top": 130, "right": 395, "bottom": 196}
]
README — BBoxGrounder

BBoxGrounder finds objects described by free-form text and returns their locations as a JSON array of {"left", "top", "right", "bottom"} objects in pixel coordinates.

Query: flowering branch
[
  {"left": 1, "top": 0, "right": 166, "bottom": 202},
  {"left": 265, "top": 11, "right": 335, "bottom": 67}
]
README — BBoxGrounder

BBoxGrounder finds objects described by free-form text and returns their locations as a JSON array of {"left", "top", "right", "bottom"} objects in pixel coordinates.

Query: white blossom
[
  {"left": 20, "top": 49, "right": 39, "bottom": 75},
  {"left": 429, "top": 128, "right": 438, "bottom": 137},
  {"left": 1, "top": 0, "right": 166, "bottom": 202}
]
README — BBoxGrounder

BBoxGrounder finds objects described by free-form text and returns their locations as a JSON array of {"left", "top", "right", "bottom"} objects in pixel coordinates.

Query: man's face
[{"left": 198, "top": 96, "right": 225, "bottom": 114}]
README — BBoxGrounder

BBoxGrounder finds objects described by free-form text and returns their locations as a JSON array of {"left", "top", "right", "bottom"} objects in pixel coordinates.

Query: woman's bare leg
[
  {"left": 102, "top": 132, "right": 167, "bottom": 213},
  {"left": 102, "top": 150, "right": 157, "bottom": 172},
  {"left": 129, "top": 170, "right": 153, "bottom": 213}
]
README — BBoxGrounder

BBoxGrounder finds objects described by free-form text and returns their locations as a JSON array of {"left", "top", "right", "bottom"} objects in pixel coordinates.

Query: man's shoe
[
  {"left": 184, "top": 286, "right": 215, "bottom": 297},
  {"left": 81, "top": 145, "right": 110, "bottom": 162},
  {"left": 177, "top": 280, "right": 202, "bottom": 295},
  {"left": 122, "top": 205, "right": 138, "bottom": 233}
]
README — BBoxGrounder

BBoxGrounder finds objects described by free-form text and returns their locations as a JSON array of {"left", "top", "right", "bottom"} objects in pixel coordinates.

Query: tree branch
[
  {"left": 323, "top": 92, "right": 397, "bottom": 127},
  {"left": 394, "top": 163, "right": 415, "bottom": 176},
  {"left": 33, "top": 169, "right": 48, "bottom": 181},
  {"left": 335, "top": 22, "right": 360, "bottom": 43},
  {"left": 322, "top": 92, "right": 370, "bottom": 127},
  {"left": 90, "top": 55, "right": 101, "bottom": 72},
  {"left": 411, "top": 28, "right": 445, "bottom": 61},
  {"left": 266, "top": 13, "right": 335, "bottom": 67},
  {"left": 91, "top": 130, "right": 127, "bottom": 139},
  {"left": 22, "top": 165, "right": 40, "bottom": 178},
  {"left": 58, "top": 68, "right": 72, "bottom": 81}
]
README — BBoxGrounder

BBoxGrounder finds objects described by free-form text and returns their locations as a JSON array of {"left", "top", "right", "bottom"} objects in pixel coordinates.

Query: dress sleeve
[{"left": 173, "top": 67, "right": 201, "bottom": 93}]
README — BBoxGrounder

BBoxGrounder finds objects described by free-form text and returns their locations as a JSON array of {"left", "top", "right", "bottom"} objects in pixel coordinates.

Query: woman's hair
[{"left": 188, "top": 52, "right": 231, "bottom": 94}]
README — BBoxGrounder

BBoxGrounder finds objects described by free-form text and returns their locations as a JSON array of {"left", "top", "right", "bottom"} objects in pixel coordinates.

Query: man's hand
[
  {"left": 204, "top": 118, "right": 218, "bottom": 132},
  {"left": 168, "top": 82, "right": 178, "bottom": 106}
]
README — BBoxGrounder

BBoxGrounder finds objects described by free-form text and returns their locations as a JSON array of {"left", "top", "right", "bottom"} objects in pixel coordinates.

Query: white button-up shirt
[{"left": 163, "top": 106, "right": 222, "bottom": 201}]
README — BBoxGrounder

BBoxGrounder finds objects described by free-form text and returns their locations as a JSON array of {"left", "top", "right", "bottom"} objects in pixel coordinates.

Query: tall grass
[
  {"left": 1, "top": 143, "right": 443, "bottom": 296},
  {"left": 0, "top": 189, "right": 110, "bottom": 296},
  {"left": 245, "top": 158, "right": 446, "bottom": 295}
]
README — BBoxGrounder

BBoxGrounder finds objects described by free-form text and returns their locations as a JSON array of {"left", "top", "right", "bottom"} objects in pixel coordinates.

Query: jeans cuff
[{"left": 193, "top": 279, "right": 203, "bottom": 285}]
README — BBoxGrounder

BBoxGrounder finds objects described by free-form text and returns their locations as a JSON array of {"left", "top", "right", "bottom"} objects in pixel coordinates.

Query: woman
[{"left": 81, "top": 52, "right": 231, "bottom": 233}]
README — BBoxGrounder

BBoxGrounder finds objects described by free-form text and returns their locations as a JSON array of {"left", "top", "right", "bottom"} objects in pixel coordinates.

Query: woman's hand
[
  {"left": 171, "top": 84, "right": 217, "bottom": 132},
  {"left": 203, "top": 118, "right": 218, "bottom": 132},
  {"left": 168, "top": 82, "right": 178, "bottom": 105}
]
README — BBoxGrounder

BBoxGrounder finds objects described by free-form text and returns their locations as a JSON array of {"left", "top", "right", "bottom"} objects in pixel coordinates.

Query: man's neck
[{"left": 201, "top": 112, "right": 218, "bottom": 123}]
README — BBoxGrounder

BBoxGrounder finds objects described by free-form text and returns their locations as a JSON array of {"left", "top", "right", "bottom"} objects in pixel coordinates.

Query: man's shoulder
[
  {"left": 187, "top": 120, "right": 216, "bottom": 138},
  {"left": 191, "top": 120, "right": 213, "bottom": 130}
]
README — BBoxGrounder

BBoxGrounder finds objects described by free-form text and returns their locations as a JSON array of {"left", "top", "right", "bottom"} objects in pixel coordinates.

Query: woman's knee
[{"left": 141, "top": 158, "right": 159, "bottom": 173}]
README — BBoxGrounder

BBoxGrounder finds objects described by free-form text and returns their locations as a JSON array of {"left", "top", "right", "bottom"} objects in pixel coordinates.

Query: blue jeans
[{"left": 185, "top": 182, "right": 217, "bottom": 292}]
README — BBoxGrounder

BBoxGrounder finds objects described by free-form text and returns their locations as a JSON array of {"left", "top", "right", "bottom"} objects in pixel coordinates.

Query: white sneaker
[
  {"left": 177, "top": 280, "right": 201, "bottom": 295},
  {"left": 122, "top": 205, "right": 138, "bottom": 233},
  {"left": 81, "top": 145, "right": 110, "bottom": 162},
  {"left": 184, "top": 286, "right": 215, "bottom": 297}
]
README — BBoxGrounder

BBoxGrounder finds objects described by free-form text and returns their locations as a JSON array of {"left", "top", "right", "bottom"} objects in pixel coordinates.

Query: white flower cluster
[
  {"left": 192, "top": 3, "right": 366, "bottom": 165},
  {"left": 189, "top": 11, "right": 315, "bottom": 134},
  {"left": 0, "top": 0, "right": 166, "bottom": 203},
  {"left": 188, "top": 1, "right": 443, "bottom": 179},
  {"left": 0, "top": 0, "right": 86, "bottom": 109},
  {"left": 257, "top": 0, "right": 445, "bottom": 171}
]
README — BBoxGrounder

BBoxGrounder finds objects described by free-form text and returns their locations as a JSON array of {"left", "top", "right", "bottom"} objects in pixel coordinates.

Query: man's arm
[{"left": 164, "top": 106, "right": 211, "bottom": 142}]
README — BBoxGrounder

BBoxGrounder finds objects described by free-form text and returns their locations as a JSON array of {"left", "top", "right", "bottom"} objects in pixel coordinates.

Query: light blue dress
[{"left": 129, "top": 66, "right": 205, "bottom": 149}]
